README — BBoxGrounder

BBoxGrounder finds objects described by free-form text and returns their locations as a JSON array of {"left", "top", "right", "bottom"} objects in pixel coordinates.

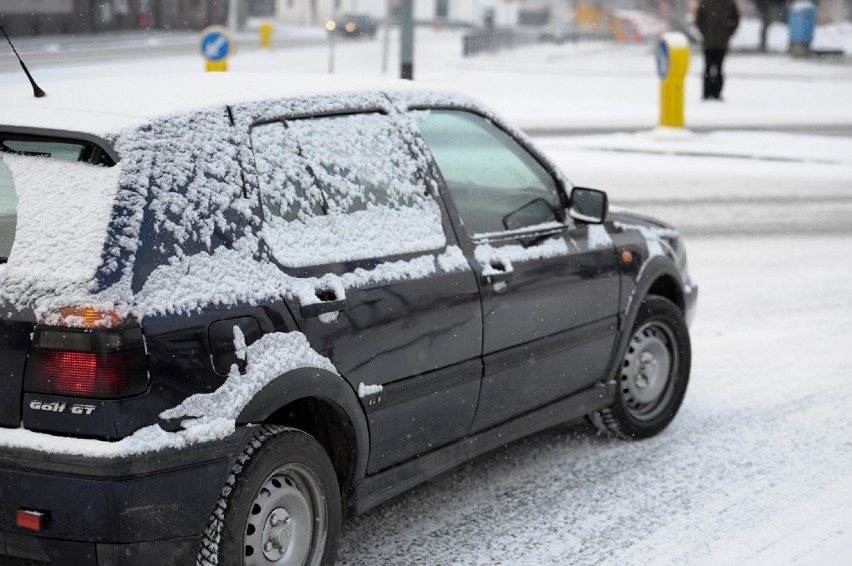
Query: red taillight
[
  {"left": 28, "top": 350, "right": 139, "bottom": 397},
  {"left": 25, "top": 323, "right": 148, "bottom": 399}
]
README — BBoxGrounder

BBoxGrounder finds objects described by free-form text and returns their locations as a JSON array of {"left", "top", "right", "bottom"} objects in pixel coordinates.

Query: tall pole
[
  {"left": 400, "top": 0, "right": 414, "bottom": 80},
  {"left": 227, "top": 0, "right": 239, "bottom": 32},
  {"left": 382, "top": 17, "right": 391, "bottom": 74}
]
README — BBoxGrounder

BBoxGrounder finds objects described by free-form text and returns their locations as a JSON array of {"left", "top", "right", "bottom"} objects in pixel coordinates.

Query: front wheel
[
  {"left": 198, "top": 426, "right": 341, "bottom": 566},
  {"left": 591, "top": 295, "right": 691, "bottom": 440}
]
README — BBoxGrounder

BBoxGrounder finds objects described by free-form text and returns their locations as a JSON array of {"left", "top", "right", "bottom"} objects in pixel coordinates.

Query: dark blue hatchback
[{"left": 0, "top": 75, "right": 696, "bottom": 566}]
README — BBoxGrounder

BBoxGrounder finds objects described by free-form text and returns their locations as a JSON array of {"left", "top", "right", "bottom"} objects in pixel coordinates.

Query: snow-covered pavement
[
  {"left": 335, "top": 233, "right": 852, "bottom": 566},
  {"left": 2, "top": 21, "right": 852, "bottom": 566}
]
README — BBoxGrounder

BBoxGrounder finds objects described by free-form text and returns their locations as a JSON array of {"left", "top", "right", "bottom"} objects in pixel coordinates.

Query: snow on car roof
[{"left": 0, "top": 72, "right": 423, "bottom": 136}]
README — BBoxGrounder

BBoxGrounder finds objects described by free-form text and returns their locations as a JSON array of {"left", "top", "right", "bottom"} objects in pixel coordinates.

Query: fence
[{"left": 462, "top": 26, "right": 616, "bottom": 57}]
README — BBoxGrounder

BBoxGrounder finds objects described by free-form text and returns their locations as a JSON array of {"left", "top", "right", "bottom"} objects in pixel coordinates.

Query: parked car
[
  {"left": 326, "top": 13, "right": 377, "bottom": 38},
  {"left": 0, "top": 74, "right": 696, "bottom": 565}
]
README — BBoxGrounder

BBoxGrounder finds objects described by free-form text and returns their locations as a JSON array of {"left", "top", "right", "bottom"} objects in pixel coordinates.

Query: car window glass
[
  {"left": 251, "top": 121, "right": 325, "bottom": 223},
  {"left": 0, "top": 159, "right": 14, "bottom": 260},
  {"left": 416, "top": 110, "right": 561, "bottom": 236},
  {"left": 250, "top": 113, "right": 446, "bottom": 267}
]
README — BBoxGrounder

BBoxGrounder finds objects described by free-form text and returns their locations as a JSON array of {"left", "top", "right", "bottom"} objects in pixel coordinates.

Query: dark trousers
[{"left": 703, "top": 49, "right": 727, "bottom": 99}]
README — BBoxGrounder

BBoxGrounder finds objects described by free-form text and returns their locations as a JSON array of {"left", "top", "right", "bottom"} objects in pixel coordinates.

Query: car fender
[
  {"left": 606, "top": 255, "right": 685, "bottom": 383},
  {"left": 236, "top": 367, "right": 370, "bottom": 481}
]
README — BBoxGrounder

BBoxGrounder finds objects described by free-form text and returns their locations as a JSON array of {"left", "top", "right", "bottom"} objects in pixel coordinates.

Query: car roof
[{"left": 0, "top": 73, "right": 423, "bottom": 136}]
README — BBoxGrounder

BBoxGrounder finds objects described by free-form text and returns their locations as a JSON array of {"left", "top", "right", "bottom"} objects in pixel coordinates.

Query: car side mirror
[{"left": 568, "top": 187, "right": 608, "bottom": 224}]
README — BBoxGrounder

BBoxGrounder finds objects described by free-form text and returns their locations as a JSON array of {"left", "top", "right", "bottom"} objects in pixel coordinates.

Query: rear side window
[
  {"left": 250, "top": 112, "right": 446, "bottom": 267},
  {"left": 0, "top": 135, "right": 115, "bottom": 263}
]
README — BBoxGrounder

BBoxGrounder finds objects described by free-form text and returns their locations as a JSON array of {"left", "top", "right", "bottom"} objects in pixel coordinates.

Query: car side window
[
  {"left": 250, "top": 113, "right": 446, "bottom": 267},
  {"left": 0, "top": 159, "right": 15, "bottom": 260},
  {"left": 416, "top": 110, "right": 562, "bottom": 236}
]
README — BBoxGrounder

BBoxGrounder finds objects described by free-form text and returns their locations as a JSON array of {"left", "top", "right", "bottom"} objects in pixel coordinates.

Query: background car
[{"left": 326, "top": 14, "right": 378, "bottom": 38}]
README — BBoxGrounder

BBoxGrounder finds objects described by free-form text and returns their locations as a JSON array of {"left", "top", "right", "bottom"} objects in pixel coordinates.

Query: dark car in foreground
[{"left": 0, "top": 74, "right": 696, "bottom": 565}]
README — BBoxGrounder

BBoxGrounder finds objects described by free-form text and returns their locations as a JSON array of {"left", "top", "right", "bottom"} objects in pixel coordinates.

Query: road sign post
[
  {"left": 656, "top": 32, "right": 689, "bottom": 128},
  {"left": 200, "top": 26, "right": 234, "bottom": 72}
]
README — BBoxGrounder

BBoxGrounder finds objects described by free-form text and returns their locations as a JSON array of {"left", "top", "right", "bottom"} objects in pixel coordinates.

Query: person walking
[{"left": 696, "top": 0, "right": 740, "bottom": 100}]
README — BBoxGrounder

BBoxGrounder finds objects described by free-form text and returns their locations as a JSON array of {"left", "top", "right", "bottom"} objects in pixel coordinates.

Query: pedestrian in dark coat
[{"left": 696, "top": 0, "right": 740, "bottom": 100}]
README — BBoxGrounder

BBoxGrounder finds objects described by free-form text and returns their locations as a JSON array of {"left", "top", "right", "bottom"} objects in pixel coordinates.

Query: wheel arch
[
  {"left": 609, "top": 256, "right": 686, "bottom": 383},
  {"left": 646, "top": 272, "right": 684, "bottom": 312},
  {"left": 236, "top": 367, "right": 369, "bottom": 513}
]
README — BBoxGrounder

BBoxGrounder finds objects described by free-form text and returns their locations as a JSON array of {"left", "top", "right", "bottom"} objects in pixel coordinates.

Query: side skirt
[{"left": 349, "top": 381, "right": 616, "bottom": 515}]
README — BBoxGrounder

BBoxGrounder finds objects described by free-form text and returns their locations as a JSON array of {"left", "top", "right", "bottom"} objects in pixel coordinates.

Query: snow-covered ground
[
  {"left": 3, "top": 22, "right": 852, "bottom": 132},
  {"left": 2, "top": 21, "right": 852, "bottom": 566}
]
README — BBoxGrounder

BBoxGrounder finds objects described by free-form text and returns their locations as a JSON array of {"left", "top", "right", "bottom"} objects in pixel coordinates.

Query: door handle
[
  {"left": 300, "top": 297, "right": 349, "bottom": 319},
  {"left": 480, "top": 264, "right": 514, "bottom": 286}
]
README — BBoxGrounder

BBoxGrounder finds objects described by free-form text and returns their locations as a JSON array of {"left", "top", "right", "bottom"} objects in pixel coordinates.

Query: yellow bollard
[
  {"left": 656, "top": 32, "right": 690, "bottom": 128},
  {"left": 260, "top": 22, "right": 274, "bottom": 49}
]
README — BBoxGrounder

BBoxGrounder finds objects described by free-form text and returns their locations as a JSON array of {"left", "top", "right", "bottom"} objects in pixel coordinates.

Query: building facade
[{"left": 0, "top": 0, "right": 245, "bottom": 36}]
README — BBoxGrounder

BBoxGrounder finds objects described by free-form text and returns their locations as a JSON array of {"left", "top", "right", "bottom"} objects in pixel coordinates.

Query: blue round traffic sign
[{"left": 200, "top": 27, "right": 233, "bottom": 63}]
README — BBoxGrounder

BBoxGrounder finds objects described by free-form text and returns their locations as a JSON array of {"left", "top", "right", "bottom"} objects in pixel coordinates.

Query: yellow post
[
  {"left": 206, "top": 61, "right": 229, "bottom": 72},
  {"left": 260, "top": 22, "right": 274, "bottom": 49},
  {"left": 656, "top": 32, "right": 690, "bottom": 128}
]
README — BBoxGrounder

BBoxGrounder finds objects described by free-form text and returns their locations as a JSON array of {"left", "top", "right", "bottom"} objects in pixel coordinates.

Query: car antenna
[{"left": 0, "top": 24, "right": 46, "bottom": 98}]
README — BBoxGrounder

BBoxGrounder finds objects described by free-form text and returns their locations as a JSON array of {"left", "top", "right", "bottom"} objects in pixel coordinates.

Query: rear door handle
[
  {"left": 300, "top": 298, "right": 349, "bottom": 319},
  {"left": 480, "top": 263, "right": 514, "bottom": 286}
]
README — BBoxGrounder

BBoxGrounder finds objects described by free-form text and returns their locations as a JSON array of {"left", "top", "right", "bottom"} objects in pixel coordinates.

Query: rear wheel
[
  {"left": 591, "top": 295, "right": 691, "bottom": 439},
  {"left": 198, "top": 426, "right": 341, "bottom": 566}
]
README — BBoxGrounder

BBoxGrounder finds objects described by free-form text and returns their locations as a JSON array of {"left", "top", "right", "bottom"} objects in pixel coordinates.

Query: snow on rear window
[
  {"left": 251, "top": 113, "right": 445, "bottom": 267},
  {"left": 0, "top": 153, "right": 119, "bottom": 314},
  {"left": 106, "top": 107, "right": 254, "bottom": 292}
]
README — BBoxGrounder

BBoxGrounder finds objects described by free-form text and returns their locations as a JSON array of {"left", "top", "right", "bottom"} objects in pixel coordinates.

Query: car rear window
[{"left": 0, "top": 136, "right": 114, "bottom": 262}]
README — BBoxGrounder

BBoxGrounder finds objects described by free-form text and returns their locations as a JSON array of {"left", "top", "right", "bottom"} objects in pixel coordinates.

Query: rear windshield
[{"left": 0, "top": 135, "right": 114, "bottom": 262}]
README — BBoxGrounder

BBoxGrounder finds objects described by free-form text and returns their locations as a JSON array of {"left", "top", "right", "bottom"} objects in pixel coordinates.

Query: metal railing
[{"left": 462, "top": 26, "right": 614, "bottom": 57}]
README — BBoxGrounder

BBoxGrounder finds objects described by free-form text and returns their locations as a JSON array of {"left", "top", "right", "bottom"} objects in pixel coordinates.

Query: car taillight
[{"left": 24, "top": 312, "right": 148, "bottom": 399}]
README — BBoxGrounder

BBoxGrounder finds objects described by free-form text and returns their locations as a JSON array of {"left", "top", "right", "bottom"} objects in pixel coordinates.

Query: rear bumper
[
  {"left": 0, "top": 531, "right": 200, "bottom": 566},
  {"left": 0, "top": 426, "right": 254, "bottom": 564}
]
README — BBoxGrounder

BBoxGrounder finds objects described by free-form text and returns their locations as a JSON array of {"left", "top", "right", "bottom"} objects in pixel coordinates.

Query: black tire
[
  {"left": 197, "top": 425, "right": 341, "bottom": 566},
  {"left": 591, "top": 295, "right": 691, "bottom": 440}
]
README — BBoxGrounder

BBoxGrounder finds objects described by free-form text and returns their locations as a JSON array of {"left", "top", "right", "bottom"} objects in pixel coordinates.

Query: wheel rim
[
  {"left": 244, "top": 463, "right": 327, "bottom": 566},
  {"left": 620, "top": 320, "right": 679, "bottom": 422}
]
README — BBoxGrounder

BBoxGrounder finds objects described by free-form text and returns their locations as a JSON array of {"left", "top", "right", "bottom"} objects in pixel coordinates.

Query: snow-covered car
[{"left": 0, "top": 74, "right": 697, "bottom": 565}]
